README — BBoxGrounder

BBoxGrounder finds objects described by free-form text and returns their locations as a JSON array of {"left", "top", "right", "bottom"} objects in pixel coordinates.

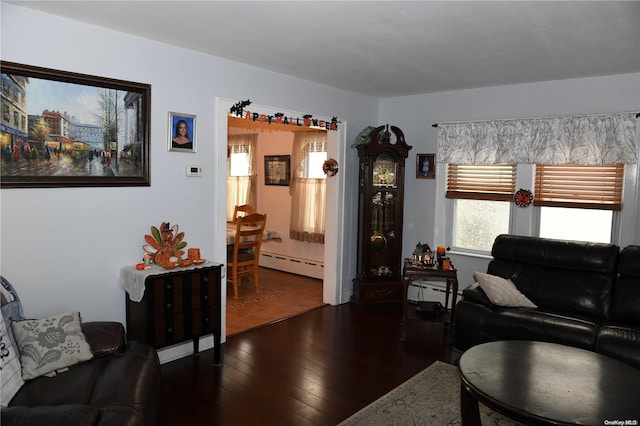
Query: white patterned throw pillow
[
  {"left": 1, "top": 314, "right": 25, "bottom": 407},
  {"left": 11, "top": 311, "right": 93, "bottom": 380},
  {"left": 473, "top": 271, "right": 537, "bottom": 308}
]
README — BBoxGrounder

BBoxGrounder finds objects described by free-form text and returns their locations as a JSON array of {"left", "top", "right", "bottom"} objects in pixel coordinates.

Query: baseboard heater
[{"left": 259, "top": 252, "right": 324, "bottom": 279}]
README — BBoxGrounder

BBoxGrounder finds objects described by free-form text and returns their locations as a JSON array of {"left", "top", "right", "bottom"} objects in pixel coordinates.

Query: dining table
[{"left": 226, "top": 222, "right": 282, "bottom": 245}]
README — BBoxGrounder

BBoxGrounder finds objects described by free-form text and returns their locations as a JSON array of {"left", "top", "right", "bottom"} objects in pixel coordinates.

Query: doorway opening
[{"left": 216, "top": 98, "right": 347, "bottom": 338}]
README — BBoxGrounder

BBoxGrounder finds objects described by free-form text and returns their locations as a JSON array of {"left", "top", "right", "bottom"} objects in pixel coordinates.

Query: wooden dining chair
[
  {"left": 227, "top": 212, "right": 266, "bottom": 298},
  {"left": 232, "top": 204, "right": 255, "bottom": 223}
]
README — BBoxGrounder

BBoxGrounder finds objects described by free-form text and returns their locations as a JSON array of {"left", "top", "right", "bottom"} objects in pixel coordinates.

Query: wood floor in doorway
[{"left": 226, "top": 267, "right": 325, "bottom": 336}]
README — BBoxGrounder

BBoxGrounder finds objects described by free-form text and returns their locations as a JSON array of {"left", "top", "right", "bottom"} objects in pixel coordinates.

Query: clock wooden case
[{"left": 352, "top": 125, "right": 412, "bottom": 304}]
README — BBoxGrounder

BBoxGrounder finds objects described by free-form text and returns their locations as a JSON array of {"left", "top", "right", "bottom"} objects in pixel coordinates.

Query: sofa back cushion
[
  {"left": 488, "top": 234, "right": 619, "bottom": 318},
  {"left": 610, "top": 245, "right": 640, "bottom": 325}
]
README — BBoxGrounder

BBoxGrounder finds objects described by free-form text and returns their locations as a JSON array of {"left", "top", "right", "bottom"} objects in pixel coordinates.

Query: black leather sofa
[
  {"left": 453, "top": 234, "right": 640, "bottom": 369},
  {"left": 1, "top": 278, "right": 161, "bottom": 426}
]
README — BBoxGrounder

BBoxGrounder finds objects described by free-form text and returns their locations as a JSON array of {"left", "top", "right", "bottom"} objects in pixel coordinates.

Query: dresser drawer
[{"left": 152, "top": 306, "right": 218, "bottom": 347}]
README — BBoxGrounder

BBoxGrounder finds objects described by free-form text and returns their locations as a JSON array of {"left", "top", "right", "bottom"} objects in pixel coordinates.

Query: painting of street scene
[{"left": 1, "top": 62, "right": 150, "bottom": 187}]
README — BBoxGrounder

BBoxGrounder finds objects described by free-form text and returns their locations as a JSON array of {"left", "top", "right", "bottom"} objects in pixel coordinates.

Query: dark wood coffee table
[{"left": 458, "top": 340, "right": 640, "bottom": 425}]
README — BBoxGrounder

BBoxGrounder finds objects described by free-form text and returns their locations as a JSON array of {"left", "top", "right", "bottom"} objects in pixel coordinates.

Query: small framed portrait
[
  {"left": 168, "top": 112, "right": 196, "bottom": 153},
  {"left": 416, "top": 153, "right": 436, "bottom": 179},
  {"left": 264, "top": 155, "right": 291, "bottom": 186}
]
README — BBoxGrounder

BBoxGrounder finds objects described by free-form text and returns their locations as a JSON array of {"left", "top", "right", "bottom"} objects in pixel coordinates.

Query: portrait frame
[
  {"left": 168, "top": 112, "right": 196, "bottom": 153},
  {"left": 1, "top": 61, "right": 151, "bottom": 188},
  {"left": 416, "top": 153, "right": 436, "bottom": 179},
  {"left": 264, "top": 155, "right": 291, "bottom": 186}
]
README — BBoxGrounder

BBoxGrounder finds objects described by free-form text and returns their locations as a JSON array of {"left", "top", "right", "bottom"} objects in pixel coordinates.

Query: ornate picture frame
[{"left": 1, "top": 61, "right": 151, "bottom": 188}]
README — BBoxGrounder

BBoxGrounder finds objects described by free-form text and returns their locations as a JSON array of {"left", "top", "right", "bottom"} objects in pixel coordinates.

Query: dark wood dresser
[{"left": 124, "top": 264, "right": 223, "bottom": 365}]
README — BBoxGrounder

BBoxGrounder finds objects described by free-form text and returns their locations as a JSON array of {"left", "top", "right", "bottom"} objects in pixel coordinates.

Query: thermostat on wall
[{"left": 186, "top": 165, "right": 202, "bottom": 177}]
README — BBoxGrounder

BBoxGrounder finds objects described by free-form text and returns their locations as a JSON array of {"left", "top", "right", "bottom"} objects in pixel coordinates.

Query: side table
[
  {"left": 121, "top": 263, "right": 223, "bottom": 365},
  {"left": 401, "top": 259, "right": 459, "bottom": 340}
]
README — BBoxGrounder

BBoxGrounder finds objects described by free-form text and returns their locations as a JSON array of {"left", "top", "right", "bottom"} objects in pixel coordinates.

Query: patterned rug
[
  {"left": 338, "top": 361, "right": 524, "bottom": 426},
  {"left": 226, "top": 269, "right": 325, "bottom": 336},
  {"left": 226, "top": 286, "right": 286, "bottom": 309}
]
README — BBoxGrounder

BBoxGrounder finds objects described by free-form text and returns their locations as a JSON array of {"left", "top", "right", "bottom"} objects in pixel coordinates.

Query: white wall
[
  {"left": 3, "top": 4, "right": 638, "bottom": 355},
  {"left": 379, "top": 73, "right": 640, "bottom": 286},
  {"left": 0, "top": 4, "right": 374, "bottom": 335}
]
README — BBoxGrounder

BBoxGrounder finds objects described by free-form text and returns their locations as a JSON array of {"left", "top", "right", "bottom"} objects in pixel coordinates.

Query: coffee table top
[{"left": 459, "top": 340, "right": 640, "bottom": 425}]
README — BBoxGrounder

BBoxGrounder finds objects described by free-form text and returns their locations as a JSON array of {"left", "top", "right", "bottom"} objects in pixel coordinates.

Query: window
[
  {"left": 436, "top": 112, "right": 635, "bottom": 251},
  {"left": 447, "top": 164, "right": 516, "bottom": 252},
  {"left": 535, "top": 164, "right": 624, "bottom": 243},
  {"left": 453, "top": 199, "right": 511, "bottom": 252},
  {"left": 539, "top": 207, "right": 612, "bottom": 243},
  {"left": 305, "top": 151, "right": 328, "bottom": 178},
  {"left": 227, "top": 134, "right": 256, "bottom": 221},
  {"left": 229, "top": 151, "right": 250, "bottom": 176}
]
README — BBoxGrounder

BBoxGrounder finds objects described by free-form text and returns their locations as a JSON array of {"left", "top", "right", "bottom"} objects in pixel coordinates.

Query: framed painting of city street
[{"left": 1, "top": 61, "right": 151, "bottom": 188}]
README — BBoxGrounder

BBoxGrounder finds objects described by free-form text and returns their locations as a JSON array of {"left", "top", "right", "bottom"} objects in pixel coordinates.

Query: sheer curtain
[
  {"left": 227, "top": 134, "right": 257, "bottom": 221},
  {"left": 290, "top": 132, "right": 327, "bottom": 243}
]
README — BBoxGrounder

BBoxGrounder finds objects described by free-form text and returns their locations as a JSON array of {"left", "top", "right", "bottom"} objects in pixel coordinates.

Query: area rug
[
  {"left": 226, "top": 268, "right": 325, "bottom": 336},
  {"left": 338, "top": 361, "right": 524, "bottom": 426},
  {"left": 226, "top": 286, "right": 286, "bottom": 309}
]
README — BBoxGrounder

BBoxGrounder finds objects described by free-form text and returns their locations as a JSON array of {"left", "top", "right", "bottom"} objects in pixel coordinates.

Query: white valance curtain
[
  {"left": 227, "top": 134, "right": 257, "bottom": 221},
  {"left": 437, "top": 112, "right": 638, "bottom": 165},
  {"left": 290, "top": 132, "right": 327, "bottom": 243}
]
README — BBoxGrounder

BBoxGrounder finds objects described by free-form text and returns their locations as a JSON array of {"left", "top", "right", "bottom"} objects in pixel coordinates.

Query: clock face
[{"left": 373, "top": 157, "right": 396, "bottom": 187}]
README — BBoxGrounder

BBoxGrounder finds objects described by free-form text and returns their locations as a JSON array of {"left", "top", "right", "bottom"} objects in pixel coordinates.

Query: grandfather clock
[{"left": 351, "top": 125, "right": 412, "bottom": 304}]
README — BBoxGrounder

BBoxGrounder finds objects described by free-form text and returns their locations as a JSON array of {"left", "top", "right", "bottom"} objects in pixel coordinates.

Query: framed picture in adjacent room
[
  {"left": 1, "top": 61, "right": 151, "bottom": 188},
  {"left": 416, "top": 153, "right": 436, "bottom": 179},
  {"left": 264, "top": 155, "right": 290, "bottom": 186},
  {"left": 168, "top": 112, "right": 196, "bottom": 153}
]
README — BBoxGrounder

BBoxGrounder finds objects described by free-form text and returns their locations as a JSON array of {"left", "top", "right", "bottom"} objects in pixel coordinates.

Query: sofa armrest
[{"left": 81, "top": 322, "right": 126, "bottom": 358}]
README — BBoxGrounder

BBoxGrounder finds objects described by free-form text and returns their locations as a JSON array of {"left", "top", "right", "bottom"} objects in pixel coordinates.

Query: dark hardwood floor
[{"left": 159, "top": 302, "right": 461, "bottom": 425}]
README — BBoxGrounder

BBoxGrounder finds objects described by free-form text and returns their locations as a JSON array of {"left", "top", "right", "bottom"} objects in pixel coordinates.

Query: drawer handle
[
  {"left": 167, "top": 327, "right": 173, "bottom": 333},
  {"left": 204, "top": 317, "right": 209, "bottom": 323},
  {"left": 203, "top": 295, "right": 208, "bottom": 300},
  {"left": 166, "top": 303, "right": 172, "bottom": 309},
  {"left": 203, "top": 276, "right": 209, "bottom": 282},
  {"left": 166, "top": 284, "right": 172, "bottom": 290}
]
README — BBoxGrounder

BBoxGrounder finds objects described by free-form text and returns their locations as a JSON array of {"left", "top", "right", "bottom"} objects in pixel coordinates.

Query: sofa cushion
[
  {"left": 12, "top": 312, "right": 93, "bottom": 380},
  {"left": 9, "top": 357, "right": 108, "bottom": 407},
  {"left": 479, "top": 306, "right": 601, "bottom": 350},
  {"left": 473, "top": 271, "right": 537, "bottom": 308},
  {"left": 1, "top": 315, "right": 24, "bottom": 407},
  {"left": 488, "top": 234, "right": 619, "bottom": 318},
  {"left": 1, "top": 404, "right": 99, "bottom": 426}
]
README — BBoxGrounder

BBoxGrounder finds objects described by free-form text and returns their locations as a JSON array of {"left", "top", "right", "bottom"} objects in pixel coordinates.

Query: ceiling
[{"left": 8, "top": 1, "right": 640, "bottom": 98}]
